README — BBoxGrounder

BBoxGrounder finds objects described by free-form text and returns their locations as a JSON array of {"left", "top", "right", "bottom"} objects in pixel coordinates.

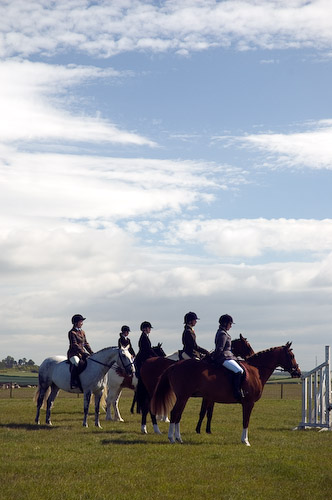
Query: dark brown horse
[
  {"left": 137, "top": 335, "right": 254, "bottom": 434},
  {"left": 151, "top": 342, "right": 301, "bottom": 446},
  {"left": 196, "top": 334, "right": 255, "bottom": 434}
]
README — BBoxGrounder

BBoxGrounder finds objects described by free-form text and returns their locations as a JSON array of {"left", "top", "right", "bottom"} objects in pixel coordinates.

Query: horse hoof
[
  {"left": 168, "top": 438, "right": 175, "bottom": 444},
  {"left": 175, "top": 438, "right": 183, "bottom": 444},
  {"left": 141, "top": 426, "right": 148, "bottom": 434},
  {"left": 242, "top": 440, "right": 251, "bottom": 446}
]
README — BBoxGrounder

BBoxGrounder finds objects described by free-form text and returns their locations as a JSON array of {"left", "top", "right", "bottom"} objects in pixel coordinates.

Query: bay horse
[
  {"left": 138, "top": 335, "right": 254, "bottom": 435},
  {"left": 196, "top": 334, "right": 255, "bottom": 434},
  {"left": 105, "top": 345, "right": 164, "bottom": 422},
  {"left": 151, "top": 342, "right": 301, "bottom": 446},
  {"left": 35, "top": 346, "right": 134, "bottom": 427}
]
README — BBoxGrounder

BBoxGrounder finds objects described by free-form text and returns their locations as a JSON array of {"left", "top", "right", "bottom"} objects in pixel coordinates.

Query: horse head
[
  {"left": 118, "top": 346, "right": 135, "bottom": 376},
  {"left": 283, "top": 342, "right": 301, "bottom": 378},
  {"left": 153, "top": 343, "right": 166, "bottom": 357},
  {"left": 232, "top": 334, "right": 255, "bottom": 360}
]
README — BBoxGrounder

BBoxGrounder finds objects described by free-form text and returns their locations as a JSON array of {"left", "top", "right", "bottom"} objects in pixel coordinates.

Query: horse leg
[
  {"left": 106, "top": 388, "right": 123, "bottom": 422},
  {"left": 45, "top": 384, "right": 60, "bottom": 425},
  {"left": 141, "top": 404, "right": 148, "bottom": 434},
  {"left": 94, "top": 391, "right": 103, "bottom": 428},
  {"left": 241, "top": 401, "right": 254, "bottom": 446},
  {"left": 83, "top": 391, "right": 92, "bottom": 427},
  {"left": 196, "top": 398, "right": 208, "bottom": 434},
  {"left": 112, "top": 389, "right": 124, "bottom": 422},
  {"left": 168, "top": 397, "right": 189, "bottom": 444},
  {"left": 130, "top": 392, "right": 137, "bottom": 414},
  {"left": 35, "top": 386, "right": 47, "bottom": 424},
  {"left": 205, "top": 401, "right": 214, "bottom": 434},
  {"left": 174, "top": 423, "right": 182, "bottom": 443},
  {"left": 150, "top": 412, "right": 162, "bottom": 434}
]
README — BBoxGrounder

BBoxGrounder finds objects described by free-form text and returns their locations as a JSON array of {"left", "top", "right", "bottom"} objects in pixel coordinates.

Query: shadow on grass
[
  {"left": 101, "top": 435, "right": 206, "bottom": 446},
  {"left": 0, "top": 423, "right": 56, "bottom": 431}
]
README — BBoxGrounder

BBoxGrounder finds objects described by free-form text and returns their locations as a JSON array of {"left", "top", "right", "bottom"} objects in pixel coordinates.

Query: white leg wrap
[
  {"left": 153, "top": 424, "right": 162, "bottom": 434},
  {"left": 241, "top": 428, "right": 250, "bottom": 446},
  {"left": 141, "top": 424, "right": 148, "bottom": 434},
  {"left": 175, "top": 423, "right": 183, "bottom": 443},
  {"left": 168, "top": 423, "right": 175, "bottom": 443}
]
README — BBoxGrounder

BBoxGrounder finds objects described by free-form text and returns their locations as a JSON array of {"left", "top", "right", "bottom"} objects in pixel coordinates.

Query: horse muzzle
[{"left": 290, "top": 366, "right": 301, "bottom": 378}]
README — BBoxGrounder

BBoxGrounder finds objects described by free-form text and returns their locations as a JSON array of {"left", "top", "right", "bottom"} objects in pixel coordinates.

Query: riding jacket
[
  {"left": 136, "top": 332, "right": 158, "bottom": 363},
  {"left": 213, "top": 327, "right": 237, "bottom": 363},
  {"left": 67, "top": 327, "right": 93, "bottom": 360},
  {"left": 118, "top": 334, "right": 136, "bottom": 357},
  {"left": 182, "top": 325, "right": 209, "bottom": 359}
]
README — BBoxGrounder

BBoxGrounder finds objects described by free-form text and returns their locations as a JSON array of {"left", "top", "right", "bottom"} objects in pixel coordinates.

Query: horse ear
[
  {"left": 240, "top": 333, "right": 243, "bottom": 340},
  {"left": 285, "top": 341, "right": 292, "bottom": 348}
]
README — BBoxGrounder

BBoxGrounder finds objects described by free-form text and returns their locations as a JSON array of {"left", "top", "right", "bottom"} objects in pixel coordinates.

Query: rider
[
  {"left": 67, "top": 314, "right": 94, "bottom": 389},
  {"left": 182, "top": 312, "right": 209, "bottom": 359},
  {"left": 118, "top": 325, "right": 136, "bottom": 357},
  {"left": 213, "top": 314, "right": 244, "bottom": 401},
  {"left": 134, "top": 321, "right": 159, "bottom": 377}
]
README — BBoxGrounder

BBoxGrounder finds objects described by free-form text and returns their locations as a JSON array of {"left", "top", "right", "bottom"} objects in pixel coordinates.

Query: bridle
[
  {"left": 117, "top": 349, "right": 135, "bottom": 375},
  {"left": 89, "top": 348, "right": 135, "bottom": 375}
]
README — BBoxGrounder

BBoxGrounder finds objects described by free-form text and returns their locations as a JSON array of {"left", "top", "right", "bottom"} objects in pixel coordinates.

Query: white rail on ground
[{"left": 295, "top": 346, "right": 331, "bottom": 431}]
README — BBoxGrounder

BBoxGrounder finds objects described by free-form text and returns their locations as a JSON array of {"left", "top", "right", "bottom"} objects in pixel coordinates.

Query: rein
[
  {"left": 89, "top": 348, "right": 134, "bottom": 374},
  {"left": 89, "top": 357, "right": 115, "bottom": 369}
]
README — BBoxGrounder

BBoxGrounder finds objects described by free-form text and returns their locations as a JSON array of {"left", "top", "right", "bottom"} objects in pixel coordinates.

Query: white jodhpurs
[
  {"left": 222, "top": 359, "right": 244, "bottom": 374},
  {"left": 69, "top": 355, "right": 80, "bottom": 367}
]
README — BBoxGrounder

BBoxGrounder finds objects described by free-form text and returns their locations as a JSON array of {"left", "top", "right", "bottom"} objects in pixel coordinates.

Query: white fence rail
[{"left": 296, "top": 346, "right": 331, "bottom": 431}]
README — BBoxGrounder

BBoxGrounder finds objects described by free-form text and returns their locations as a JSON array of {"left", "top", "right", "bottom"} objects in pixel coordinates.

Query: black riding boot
[
  {"left": 70, "top": 364, "right": 80, "bottom": 389},
  {"left": 233, "top": 372, "right": 244, "bottom": 402}
]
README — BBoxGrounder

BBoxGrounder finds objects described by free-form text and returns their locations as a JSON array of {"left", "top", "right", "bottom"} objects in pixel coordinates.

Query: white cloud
[
  {"left": 0, "top": 148, "right": 234, "bottom": 226},
  {"left": 167, "top": 218, "right": 332, "bottom": 258},
  {"left": 1, "top": 1, "right": 332, "bottom": 58},
  {"left": 215, "top": 120, "right": 332, "bottom": 170},
  {"left": 0, "top": 59, "right": 155, "bottom": 147}
]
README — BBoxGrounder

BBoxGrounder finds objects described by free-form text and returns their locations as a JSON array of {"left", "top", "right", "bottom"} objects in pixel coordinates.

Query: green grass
[{"left": 1, "top": 388, "right": 331, "bottom": 500}]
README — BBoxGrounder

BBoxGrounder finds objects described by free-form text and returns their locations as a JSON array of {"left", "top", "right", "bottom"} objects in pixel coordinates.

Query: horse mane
[
  {"left": 91, "top": 346, "right": 117, "bottom": 357},
  {"left": 245, "top": 345, "right": 286, "bottom": 364},
  {"left": 249, "top": 345, "right": 279, "bottom": 357}
]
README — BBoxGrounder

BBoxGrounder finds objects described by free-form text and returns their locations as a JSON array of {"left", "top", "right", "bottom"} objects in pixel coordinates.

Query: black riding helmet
[
  {"left": 140, "top": 321, "right": 153, "bottom": 331},
  {"left": 121, "top": 325, "right": 130, "bottom": 333},
  {"left": 184, "top": 311, "right": 200, "bottom": 324},
  {"left": 71, "top": 314, "right": 86, "bottom": 324},
  {"left": 219, "top": 314, "right": 234, "bottom": 327}
]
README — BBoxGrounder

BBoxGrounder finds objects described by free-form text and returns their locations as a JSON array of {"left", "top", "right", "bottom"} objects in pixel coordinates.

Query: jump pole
[{"left": 295, "top": 346, "right": 331, "bottom": 431}]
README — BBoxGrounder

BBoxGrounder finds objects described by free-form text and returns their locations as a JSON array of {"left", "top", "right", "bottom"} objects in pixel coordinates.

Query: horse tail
[
  {"left": 33, "top": 387, "right": 40, "bottom": 403},
  {"left": 150, "top": 368, "right": 176, "bottom": 417},
  {"left": 33, "top": 385, "right": 51, "bottom": 409}
]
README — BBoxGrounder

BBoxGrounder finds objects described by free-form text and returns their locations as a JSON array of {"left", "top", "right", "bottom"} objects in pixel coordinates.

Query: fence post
[{"left": 295, "top": 345, "right": 331, "bottom": 431}]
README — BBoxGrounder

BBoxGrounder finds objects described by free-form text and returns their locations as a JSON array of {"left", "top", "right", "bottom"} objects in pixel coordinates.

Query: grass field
[{"left": 1, "top": 386, "right": 332, "bottom": 500}]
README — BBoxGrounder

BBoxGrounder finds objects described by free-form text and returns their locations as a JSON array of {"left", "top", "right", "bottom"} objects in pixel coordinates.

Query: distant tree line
[{"left": 0, "top": 356, "right": 39, "bottom": 372}]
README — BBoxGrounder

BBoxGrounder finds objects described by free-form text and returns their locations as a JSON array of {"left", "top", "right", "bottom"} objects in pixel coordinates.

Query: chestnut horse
[
  {"left": 138, "top": 335, "right": 254, "bottom": 434},
  {"left": 196, "top": 335, "right": 255, "bottom": 434},
  {"left": 151, "top": 342, "right": 301, "bottom": 446}
]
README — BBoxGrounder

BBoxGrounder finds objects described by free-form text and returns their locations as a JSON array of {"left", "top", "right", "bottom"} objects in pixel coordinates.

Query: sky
[{"left": 1, "top": 0, "right": 332, "bottom": 370}]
